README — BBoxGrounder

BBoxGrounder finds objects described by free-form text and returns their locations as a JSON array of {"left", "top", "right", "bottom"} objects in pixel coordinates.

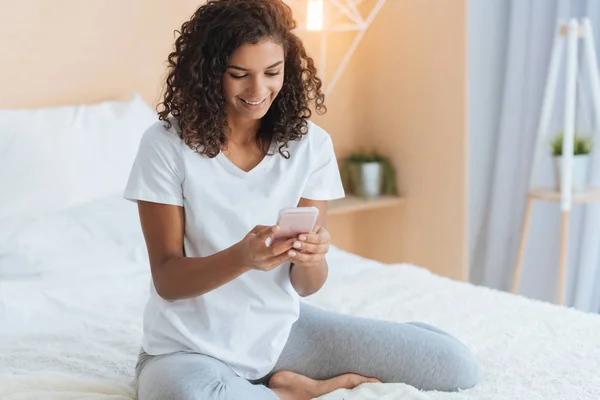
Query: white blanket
[{"left": 2, "top": 260, "right": 600, "bottom": 399}]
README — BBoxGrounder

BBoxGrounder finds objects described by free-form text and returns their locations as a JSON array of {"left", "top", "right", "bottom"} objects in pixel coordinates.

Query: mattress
[{"left": 1, "top": 195, "right": 599, "bottom": 399}]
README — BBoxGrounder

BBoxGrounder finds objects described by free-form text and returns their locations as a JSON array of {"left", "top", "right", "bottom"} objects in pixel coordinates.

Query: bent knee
[
  {"left": 138, "top": 375, "right": 231, "bottom": 400},
  {"left": 174, "top": 378, "right": 237, "bottom": 400},
  {"left": 206, "top": 379, "right": 230, "bottom": 398},
  {"left": 431, "top": 344, "right": 478, "bottom": 391}
]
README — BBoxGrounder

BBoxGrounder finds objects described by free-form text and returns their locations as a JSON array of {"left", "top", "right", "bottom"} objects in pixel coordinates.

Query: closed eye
[{"left": 228, "top": 71, "right": 281, "bottom": 79}]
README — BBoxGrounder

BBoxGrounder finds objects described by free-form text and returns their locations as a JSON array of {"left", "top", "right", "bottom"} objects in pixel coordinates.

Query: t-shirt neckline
[{"left": 216, "top": 145, "right": 276, "bottom": 178}]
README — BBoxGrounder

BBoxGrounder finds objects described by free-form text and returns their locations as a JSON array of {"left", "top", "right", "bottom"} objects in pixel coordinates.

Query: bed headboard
[{"left": 0, "top": 0, "right": 201, "bottom": 109}]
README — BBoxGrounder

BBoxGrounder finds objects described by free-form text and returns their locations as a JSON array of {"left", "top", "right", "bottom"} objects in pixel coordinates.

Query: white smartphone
[{"left": 270, "top": 206, "right": 319, "bottom": 244}]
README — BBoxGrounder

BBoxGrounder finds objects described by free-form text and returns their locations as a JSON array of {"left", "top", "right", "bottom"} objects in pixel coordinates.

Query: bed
[{"left": 1, "top": 97, "right": 600, "bottom": 400}]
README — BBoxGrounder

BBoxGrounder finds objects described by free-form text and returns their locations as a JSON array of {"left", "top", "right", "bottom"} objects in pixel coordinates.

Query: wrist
[
  {"left": 231, "top": 242, "right": 253, "bottom": 273},
  {"left": 291, "top": 258, "right": 327, "bottom": 269},
  {"left": 290, "top": 259, "right": 328, "bottom": 297}
]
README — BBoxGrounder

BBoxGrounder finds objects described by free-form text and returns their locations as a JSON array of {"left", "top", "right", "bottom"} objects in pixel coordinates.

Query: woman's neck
[{"left": 226, "top": 115, "right": 261, "bottom": 146}]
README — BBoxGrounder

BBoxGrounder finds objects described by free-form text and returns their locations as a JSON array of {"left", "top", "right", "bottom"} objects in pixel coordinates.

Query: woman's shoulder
[
  {"left": 303, "top": 120, "right": 333, "bottom": 148},
  {"left": 140, "top": 117, "right": 184, "bottom": 149},
  {"left": 283, "top": 121, "right": 334, "bottom": 163}
]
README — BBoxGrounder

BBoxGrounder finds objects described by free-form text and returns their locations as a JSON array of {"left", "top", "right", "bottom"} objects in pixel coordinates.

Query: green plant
[
  {"left": 550, "top": 131, "right": 593, "bottom": 156},
  {"left": 346, "top": 152, "right": 386, "bottom": 163},
  {"left": 340, "top": 150, "right": 398, "bottom": 196}
]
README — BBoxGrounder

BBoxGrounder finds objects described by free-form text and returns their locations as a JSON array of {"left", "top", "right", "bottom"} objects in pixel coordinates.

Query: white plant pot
[
  {"left": 553, "top": 154, "right": 591, "bottom": 193},
  {"left": 359, "top": 162, "right": 383, "bottom": 198}
]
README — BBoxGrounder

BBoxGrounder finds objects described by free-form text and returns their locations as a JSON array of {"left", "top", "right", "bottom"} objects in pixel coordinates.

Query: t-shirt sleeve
[
  {"left": 301, "top": 135, "right": 345, "bottom": 201},
  {"left": 123, "top": 124, "right": 184, "bottom": 206}
]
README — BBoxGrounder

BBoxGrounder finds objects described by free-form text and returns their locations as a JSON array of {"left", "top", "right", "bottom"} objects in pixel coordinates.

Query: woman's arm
[
  {"left": 138, "top": 201, "right": 294, "bottom": 301},
  {"left": 288, "top": 198, "right": 330, "bottom": 297}
]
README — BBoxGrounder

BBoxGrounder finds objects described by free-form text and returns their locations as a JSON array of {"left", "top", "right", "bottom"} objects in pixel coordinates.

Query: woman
[{"left": 124, "top": 0, "right": 478, "bottom": 399}]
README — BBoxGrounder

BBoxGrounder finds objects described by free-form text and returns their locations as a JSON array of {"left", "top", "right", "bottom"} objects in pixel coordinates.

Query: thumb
[
  {"left": 256, "top": 224, "right": 279, "bottom": 241},
  {"left": 250, "top": 225, "right": 270, "bottom": 234}
]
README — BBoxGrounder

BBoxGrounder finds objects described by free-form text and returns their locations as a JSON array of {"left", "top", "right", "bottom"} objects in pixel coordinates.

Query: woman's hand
[
  {"left": 238, "top": 225, "right": 296, "bottom": 271},
  {"left": 288, "top": 225, "right": 330, "bottom": 267}
]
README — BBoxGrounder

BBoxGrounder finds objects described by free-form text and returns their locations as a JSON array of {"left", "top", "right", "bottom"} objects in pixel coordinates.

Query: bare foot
[{"left": 268, "top": 370, "right": 380, "bottom": 400}]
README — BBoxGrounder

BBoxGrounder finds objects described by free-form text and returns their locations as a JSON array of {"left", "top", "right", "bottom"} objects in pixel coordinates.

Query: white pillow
[
  {"left": 0, "top": 93, "right": 157, "bottom": 221},
  {"left": 0, "top": 194, "right": 148, "bottom": 280}
]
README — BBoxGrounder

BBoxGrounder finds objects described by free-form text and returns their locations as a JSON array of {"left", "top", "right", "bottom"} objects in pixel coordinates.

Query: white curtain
[{"left": 472, "top": 0, "right": 600, "bottom": 312}]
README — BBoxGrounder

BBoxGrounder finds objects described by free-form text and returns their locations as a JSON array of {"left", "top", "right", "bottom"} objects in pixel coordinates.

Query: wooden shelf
[
  {"left": 328, "top": 195, "right": 404, "bottom": 215},
  {"left": 529, "top": 187, "right": 600, "bottom": 204}
]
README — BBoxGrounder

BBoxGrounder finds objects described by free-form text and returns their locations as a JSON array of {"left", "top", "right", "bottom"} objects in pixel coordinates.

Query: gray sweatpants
[{"left": 136, "top": 303, "right": 477, "bottom": 399}]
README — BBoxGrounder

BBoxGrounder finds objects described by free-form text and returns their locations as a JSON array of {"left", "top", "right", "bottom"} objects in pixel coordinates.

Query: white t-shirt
[{"left": 123, "top": 118, "right": 345, "bottom": 379}]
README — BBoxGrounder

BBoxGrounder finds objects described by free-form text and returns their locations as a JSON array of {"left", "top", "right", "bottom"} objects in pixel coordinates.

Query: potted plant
[
  {"left": 341, "top": 151, "right": 397, "bottom": 198},
  {"left": 550, "top": 131, "right": 593, "bottom": 192}
]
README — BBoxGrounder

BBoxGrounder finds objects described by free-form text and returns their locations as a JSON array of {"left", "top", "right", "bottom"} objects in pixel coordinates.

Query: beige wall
[
  {"left": 0, "top": 0, "right": 468, "bottom": 280},
  {"left": 305, "top": 1, "right": 468, "bottom": 280},
  {"left": 0, "top": 0, "right": 200, "bottom": 108},
  {"left": 358, "top": 0, "right": 468, "bottom": 280}
]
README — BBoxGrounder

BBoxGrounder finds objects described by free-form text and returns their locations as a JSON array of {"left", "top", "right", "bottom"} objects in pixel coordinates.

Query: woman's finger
[
  {"left": 251, "top": 225, "right": 270, "bottom": 234},
  {"left": 269, "top": 238, "right": 296, "bottom": 256},
  {"left": 288, "top": 249, "right": 321, "bottom": 264},
  {"left": 298, "top": 233, "right": 327, "bottom": 244},
  {"left": 265, "top": 251, "right": 292, "bottom": 268},
  {"left": 293, "top": 241, "right": 328, "bottom": 255},
  {"left": 299, "top": 226, "right": 330, "bottom": 244},
  {"left": 256, "top": 225, "right": 279, "bottom": 246}
]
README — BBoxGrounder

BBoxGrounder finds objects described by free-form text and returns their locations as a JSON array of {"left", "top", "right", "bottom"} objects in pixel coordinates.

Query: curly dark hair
[{"left": 157, "top": 0, "right": 326, "bottom": 159}]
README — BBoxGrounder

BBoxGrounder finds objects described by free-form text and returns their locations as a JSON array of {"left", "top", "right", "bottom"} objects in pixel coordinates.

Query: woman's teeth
[{"left": 241, "top": 98, "right": 265, "bottom": 105}]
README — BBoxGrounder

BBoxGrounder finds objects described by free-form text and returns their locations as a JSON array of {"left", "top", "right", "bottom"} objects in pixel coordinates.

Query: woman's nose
[{"left": 248, "top": 75, "right": 266, "bottom": 97}]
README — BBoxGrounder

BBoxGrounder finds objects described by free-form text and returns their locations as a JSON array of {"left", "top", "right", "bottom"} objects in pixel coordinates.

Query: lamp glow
[{"left": 306, "top": 0, "right": 323, "bottom": 31}]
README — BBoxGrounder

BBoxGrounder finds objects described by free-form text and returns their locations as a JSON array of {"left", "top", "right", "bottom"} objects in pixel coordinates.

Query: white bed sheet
[{"left": 1, "top": 195, "right": 599, "bottom": 399}]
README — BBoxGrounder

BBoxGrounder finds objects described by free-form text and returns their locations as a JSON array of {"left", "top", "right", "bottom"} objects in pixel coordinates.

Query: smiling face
[{"left": 222, "top": 38, "right": 285, "bottom": 122}]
